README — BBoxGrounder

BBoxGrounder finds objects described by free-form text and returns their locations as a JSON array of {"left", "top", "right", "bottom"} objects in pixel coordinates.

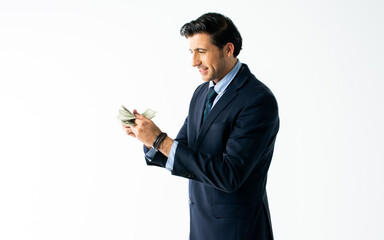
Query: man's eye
[{"left": 199, "top": 51, "right": 206, "bottom": 54}]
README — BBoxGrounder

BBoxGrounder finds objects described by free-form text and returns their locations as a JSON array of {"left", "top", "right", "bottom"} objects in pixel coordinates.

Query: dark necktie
[{"left": 202, "top": 86, "right": 218, "bottom": 123}]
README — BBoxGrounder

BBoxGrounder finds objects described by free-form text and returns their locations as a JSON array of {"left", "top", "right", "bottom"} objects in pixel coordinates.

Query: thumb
[{"left": 133, "top": 109, "right": 144, "bottom": 119}]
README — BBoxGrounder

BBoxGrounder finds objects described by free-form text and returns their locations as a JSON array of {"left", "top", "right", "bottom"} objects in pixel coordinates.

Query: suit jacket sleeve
[{"left": 171, "top": 91, "right": 279, "bottom": 193}]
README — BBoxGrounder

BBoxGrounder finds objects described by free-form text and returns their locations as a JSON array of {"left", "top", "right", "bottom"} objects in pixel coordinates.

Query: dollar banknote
[
  {"left": 117, "top": 105, "right": 157, "bottom": 126},
  {"left": 141, "top": 108, "right": 157, "bottom": 120}
]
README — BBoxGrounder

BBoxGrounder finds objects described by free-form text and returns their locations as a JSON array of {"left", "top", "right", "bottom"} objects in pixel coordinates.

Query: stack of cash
[{"left": 117, "top": 105, "right": 157, "bottom": 126}]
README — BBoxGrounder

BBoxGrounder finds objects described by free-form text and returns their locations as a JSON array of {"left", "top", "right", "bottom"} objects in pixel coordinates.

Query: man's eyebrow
[{"left": 190, "top": 48, "right": 208, "bottom": 52}]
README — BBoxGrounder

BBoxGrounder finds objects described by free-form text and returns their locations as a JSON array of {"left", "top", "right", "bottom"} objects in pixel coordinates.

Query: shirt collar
[{"left": 209, "top": 60, "right": 242, "bottom": 95}]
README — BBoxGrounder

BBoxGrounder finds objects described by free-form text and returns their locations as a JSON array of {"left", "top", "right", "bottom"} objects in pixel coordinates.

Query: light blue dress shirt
[{"left": 145, "top": 60, "right": 242, "bottom": 171}]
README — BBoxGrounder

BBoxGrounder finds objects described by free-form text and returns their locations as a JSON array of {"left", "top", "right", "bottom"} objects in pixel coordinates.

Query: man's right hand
[{"left": 122, "top": 109, "right": 154, "bottom": 150}]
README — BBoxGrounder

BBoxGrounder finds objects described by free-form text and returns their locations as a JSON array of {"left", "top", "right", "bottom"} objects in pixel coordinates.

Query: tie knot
[{"left": 207, "top": 87, "right": 218, "bottom": 104}]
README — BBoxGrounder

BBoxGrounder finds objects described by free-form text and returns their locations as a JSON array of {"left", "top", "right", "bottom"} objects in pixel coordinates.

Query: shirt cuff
[
  {"left": 165, "top": 140, "right": 178, "bottom": 171},
  {"left": 144, "top": 146, "right": 156, "bottom": 160}
]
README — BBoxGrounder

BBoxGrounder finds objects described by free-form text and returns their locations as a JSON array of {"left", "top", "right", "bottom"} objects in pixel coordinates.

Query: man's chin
[{"left": 200, "top": 75, "right": 212, "bottom": 82}]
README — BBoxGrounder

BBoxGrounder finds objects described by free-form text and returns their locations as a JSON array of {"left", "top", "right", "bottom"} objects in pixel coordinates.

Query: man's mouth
[{"left": 199, "top": 68, "right": 208, "bottom": 74}]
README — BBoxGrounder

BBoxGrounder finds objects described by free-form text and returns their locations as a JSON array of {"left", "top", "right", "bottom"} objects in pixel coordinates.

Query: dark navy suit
[{"left": 146, "top": 64, "right": 279, "bottom": 240}]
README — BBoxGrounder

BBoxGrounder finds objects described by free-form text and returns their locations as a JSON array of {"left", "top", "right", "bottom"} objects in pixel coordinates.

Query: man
[{"left": 123, "top": 12, "right": 279, "bottom": 240}]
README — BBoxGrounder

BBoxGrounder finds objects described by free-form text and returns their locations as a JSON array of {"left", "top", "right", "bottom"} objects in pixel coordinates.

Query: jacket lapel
[
  {"left": 194, "top": 82, "right": 237, "bottom": 150},
  {"left": 194, "top": 64, "right": 251, "bottom": 150},
  {"left": 194, "top": 87, "right": 208, "bottom": 133},
  {"left": 188, "top": 83, "right": 209, "bottom": 147}
]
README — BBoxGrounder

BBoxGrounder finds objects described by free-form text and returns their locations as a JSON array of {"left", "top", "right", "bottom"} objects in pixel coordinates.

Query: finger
[
  {"left": 133, "top": 109, "right": 145, "bottom": 119},
  {"left": 133, "top": 118, "right": 141, "bottom": 125},
  {"left": 128, "top": 132, "right": 136, "bottom": 137},
  {"left": 123, "top": 126, "right": 132, "bottom": 134},
  {"left": 122, "top": 125, "right": 129, "bottom": 133}
]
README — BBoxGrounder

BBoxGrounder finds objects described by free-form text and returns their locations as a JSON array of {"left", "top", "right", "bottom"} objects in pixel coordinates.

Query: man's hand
[
  {"left": 128, "top": 109, "right": 162, "bottom": 147},
  {"left": 122, "top": 123, "right": 136, "bottom": 138},
  {"left": 122, "top": 109, "right": 173, "bottom": 157}
]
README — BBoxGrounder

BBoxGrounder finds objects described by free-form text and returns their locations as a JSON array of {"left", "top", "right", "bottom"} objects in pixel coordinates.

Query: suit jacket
[{"left": 146, "top": 64, "right": 279, "bottom": 240}]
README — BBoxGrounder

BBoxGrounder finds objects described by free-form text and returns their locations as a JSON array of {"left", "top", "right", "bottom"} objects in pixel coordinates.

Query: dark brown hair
[{"left": 180, "top": 12, "right": 243, "bottom": 57}]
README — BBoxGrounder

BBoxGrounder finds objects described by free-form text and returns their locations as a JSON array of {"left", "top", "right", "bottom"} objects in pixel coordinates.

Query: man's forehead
[{"left": 188, "top": 33, "right": 213, "bottom": 49}]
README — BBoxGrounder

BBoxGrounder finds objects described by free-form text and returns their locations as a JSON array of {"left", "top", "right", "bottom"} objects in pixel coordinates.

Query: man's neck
[{"left": 213, "top": 58, "right": 238, "bottom": 84}]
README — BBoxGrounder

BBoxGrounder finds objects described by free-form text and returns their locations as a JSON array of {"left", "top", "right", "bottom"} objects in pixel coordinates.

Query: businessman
[{"left": 123, "top": 12, "right": 279, "bottom": 240}]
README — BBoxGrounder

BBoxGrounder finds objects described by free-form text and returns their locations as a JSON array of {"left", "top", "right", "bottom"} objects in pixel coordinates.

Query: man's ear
[{"left": 224, "top": 42, "right": 235, "bottom": 57}]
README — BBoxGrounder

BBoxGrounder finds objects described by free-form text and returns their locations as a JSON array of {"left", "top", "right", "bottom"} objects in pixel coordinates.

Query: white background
[{"left": 1, "top": 0, "right": 383, "bottom": 239}]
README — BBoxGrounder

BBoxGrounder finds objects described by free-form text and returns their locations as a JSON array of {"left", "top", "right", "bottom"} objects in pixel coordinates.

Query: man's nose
[{"left": 191, "top": 53, "right": 201, "bottom": 67}]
